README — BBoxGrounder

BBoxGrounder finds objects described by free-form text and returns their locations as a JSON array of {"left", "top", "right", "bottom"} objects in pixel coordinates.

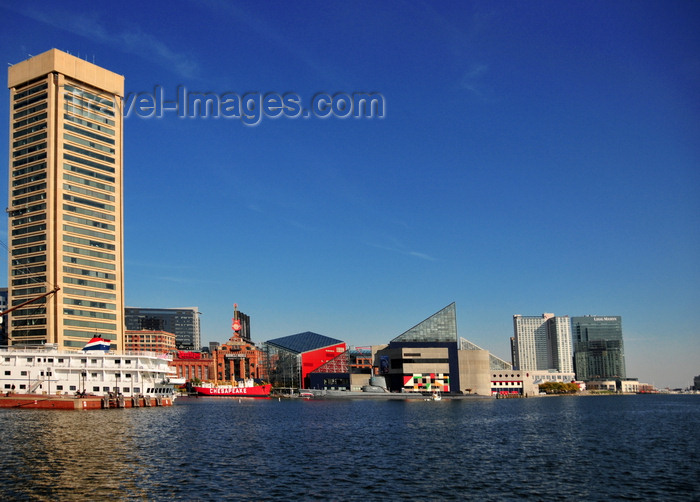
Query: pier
[{"left": 0, "top": 394, "right": 173, "bottom": 410}]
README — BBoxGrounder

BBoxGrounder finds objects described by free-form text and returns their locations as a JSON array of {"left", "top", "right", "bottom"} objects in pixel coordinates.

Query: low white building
[
  {"left": 586, "top": 379, "right": 639, "bottom": 393},
  {"left": 490, "top": 370, "right": 576, "bottom": 396}
]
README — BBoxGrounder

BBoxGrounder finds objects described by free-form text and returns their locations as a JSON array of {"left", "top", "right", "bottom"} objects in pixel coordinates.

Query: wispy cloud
[
  {"left": 368, "top": 239, "right": 437, "bottom": 262},
  {"left": 7, "top": 5, "right": 199, "bottom": 78},
  {"left": 285, "top": 219, "right": 316, "bottom": 233},
  {"left": 416, "top": 2, "right": 498, "bottom": 102},
  {"left": 408, "top": 251, "right": 436, "bottom": 261},
  {"left": 200, "top": 0, "right": 347, "bottom": 86},
  {"left": 460, "top": 63, "right": 490, "bottom": 98}
]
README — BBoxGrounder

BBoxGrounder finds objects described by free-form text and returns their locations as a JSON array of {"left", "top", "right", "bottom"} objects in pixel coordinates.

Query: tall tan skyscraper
[{"left": 7, "top": 49, "right": 124, "bottom": 350}]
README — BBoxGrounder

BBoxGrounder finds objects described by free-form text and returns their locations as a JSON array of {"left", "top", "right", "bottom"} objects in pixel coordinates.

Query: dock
[{"left": 0, "top": 394, "right": 173, "bottom": 410}]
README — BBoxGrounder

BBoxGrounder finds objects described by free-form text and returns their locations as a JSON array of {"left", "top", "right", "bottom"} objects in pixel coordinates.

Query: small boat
[
  {"left": 298, "top": 391, "right": 314, "bottom": 399},
  {"left": 193, "top": 380, "right": 272, "bottom": 397},
  {"left": 425, "top": 390, "right": 442, "bottom": 401}
]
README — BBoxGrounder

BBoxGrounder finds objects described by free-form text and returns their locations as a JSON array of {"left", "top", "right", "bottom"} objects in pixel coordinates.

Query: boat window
[
  {"left": 93, "top": 386, "right": 100, "bottom": 392},
  {"left": 102, "top": 386, "right": 109, "bottom": 392},
  {"left": 133, "top": 387, "right": 140, "bottom": 393},
  {"left": 57, "top": 385, "right": 63, "bottom": 390},
  {"left": 4, "top": 371, "right": 9, "bottom": 375}
]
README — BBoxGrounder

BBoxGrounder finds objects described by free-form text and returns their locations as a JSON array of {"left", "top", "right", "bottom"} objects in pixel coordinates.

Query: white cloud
[
  {"left": 368, "top": 238, "right": 437, "bottom": 262},
  {"left": 461, "top": 63, "right": 489, "bottom": 97},
  {"left": 9, "top": 5, "right": 199, "bottom": 79}
]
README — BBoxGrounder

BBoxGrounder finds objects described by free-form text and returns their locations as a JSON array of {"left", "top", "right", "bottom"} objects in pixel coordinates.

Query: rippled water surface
[{"left": 1, "top": 394, "right": 698, "bottom": 501}]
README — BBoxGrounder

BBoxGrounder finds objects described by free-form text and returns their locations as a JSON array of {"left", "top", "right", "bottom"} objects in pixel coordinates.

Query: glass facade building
[
  {"left": 572, "top": 316, "right": 626, "bottom": 380},
  {"left": 391, "top": 303, "right": 457, "bottom": 343},
  {"left": 264, "top": 332, "right": 346, "bottom": 389},
  {"left": 124, "top": 307, "right": 201, "bottom": 350},
  {"left": 7, "top": 49, "right": 125, "bottom": 349}
]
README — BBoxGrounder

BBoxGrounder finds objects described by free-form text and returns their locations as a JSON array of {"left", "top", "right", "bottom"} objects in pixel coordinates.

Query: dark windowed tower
[
  {"left": 125, "top": 307, "right": 201, "bottom": 350},
  {"left": 572, "top": 316, "right": 626, "bottom": 380}
]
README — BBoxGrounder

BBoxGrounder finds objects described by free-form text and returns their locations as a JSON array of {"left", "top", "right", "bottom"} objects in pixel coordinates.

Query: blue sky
[{"left": 1, "top": 1, "right": 698, "bottom": 388}]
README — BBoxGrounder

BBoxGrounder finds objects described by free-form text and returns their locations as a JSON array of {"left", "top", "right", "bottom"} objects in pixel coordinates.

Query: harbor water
[{"left": 0, "top": 394, "right": 698, "bottom": 501}]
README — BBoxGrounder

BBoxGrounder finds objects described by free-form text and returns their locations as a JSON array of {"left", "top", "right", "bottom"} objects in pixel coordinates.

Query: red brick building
[
  {"left": 170, "top": 351, "right": 214, "bottom": 382},
  {"left": 213, "top": 333, "right": 267, "bottom": 383},
  {"left": 124, "top": 330, "right": 177, "bottom": 354}
]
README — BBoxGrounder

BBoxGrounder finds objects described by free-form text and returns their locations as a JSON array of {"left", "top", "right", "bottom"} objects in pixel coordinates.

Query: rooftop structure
[{"left": 391, "top": 302, "right": 457, "bottom": 343}]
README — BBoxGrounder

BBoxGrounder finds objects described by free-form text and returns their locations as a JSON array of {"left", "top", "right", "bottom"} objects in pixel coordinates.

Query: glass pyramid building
[{"left": 390, "top": 302, "right": 458, "bottom": 343}]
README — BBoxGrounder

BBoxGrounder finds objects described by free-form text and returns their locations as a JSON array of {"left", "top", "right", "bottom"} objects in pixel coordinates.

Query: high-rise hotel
[
  {"left": 512, "top": 313, "right": 573, "bottom": 373},
  {"left": 7, "top": 49, "right": 124, "bottom": 350}
]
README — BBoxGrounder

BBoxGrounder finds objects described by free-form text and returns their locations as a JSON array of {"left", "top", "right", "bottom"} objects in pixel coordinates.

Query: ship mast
[{"left": 0, "top": 286, "right": 60, "bottom": 317}]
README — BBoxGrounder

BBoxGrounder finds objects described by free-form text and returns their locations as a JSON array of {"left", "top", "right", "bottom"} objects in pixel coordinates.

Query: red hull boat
[{"left": 193, "top": 383, "right": 272, "bottom": 397}]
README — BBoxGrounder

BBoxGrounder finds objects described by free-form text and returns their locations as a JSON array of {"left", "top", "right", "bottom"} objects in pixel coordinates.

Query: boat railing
[{"left": 0, "top": 346, "right": 173, "bottom": 360}]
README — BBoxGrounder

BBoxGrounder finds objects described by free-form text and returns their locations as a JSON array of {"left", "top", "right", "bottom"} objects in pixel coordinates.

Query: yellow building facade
[{"left": 7, "top": 49, "right": 125, "bottom": 350}]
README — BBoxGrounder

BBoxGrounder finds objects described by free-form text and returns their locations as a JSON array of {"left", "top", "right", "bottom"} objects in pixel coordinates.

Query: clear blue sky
[{"left": 1, "top": 1, "right": 698, "bottom": 388}]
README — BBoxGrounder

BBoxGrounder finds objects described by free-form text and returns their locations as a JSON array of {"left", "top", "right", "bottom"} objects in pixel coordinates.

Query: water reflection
[
  {"left": 1, "top": 395, "right": 698, "bottom": 501},
  {"left": 1, "top": 409, "right": 156, "bottom": 499}
]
